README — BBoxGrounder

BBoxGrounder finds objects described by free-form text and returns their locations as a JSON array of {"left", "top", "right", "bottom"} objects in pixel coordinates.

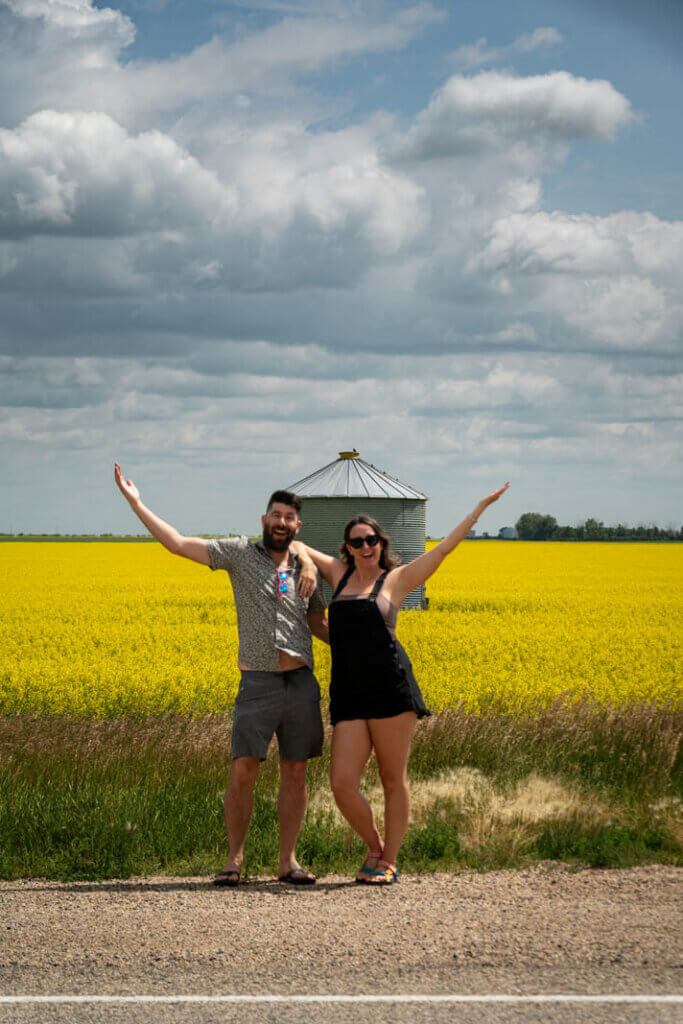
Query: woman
[{"left": 293, "top": 481, "right": 510, "bottom": 884}]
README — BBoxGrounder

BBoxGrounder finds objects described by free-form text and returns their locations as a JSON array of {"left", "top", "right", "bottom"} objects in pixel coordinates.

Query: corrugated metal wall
[{"left": 298, "top": 497, "right": 428, "bottom": 609}]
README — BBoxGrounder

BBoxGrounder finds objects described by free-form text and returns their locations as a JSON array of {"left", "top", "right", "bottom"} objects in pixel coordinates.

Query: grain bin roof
[{"left": 289, "top": 451, "right": 427, "bottom": 499}]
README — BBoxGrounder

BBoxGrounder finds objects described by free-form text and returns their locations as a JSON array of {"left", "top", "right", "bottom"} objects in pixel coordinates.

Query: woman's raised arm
[
  {"left": 290, "top": 541, "right": 347, "bottom": 590},
  {"left": 388, "top": 482, "right": 510, "bottom": 606}
]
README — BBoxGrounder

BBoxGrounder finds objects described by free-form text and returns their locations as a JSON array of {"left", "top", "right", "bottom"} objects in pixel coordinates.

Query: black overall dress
[{"left": 328, "top": 567, "right": 430, "bottom": 726}]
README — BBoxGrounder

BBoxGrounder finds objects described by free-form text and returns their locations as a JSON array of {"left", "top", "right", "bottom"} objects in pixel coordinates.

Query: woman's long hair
[{"left": 339, "top": 514, "right": 400, "bottom": 570}]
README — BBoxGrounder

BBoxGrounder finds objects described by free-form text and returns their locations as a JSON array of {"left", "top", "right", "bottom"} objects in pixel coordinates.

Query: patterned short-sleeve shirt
[{"left": 206, "top": 536, "right": 326, "bottom": 671}]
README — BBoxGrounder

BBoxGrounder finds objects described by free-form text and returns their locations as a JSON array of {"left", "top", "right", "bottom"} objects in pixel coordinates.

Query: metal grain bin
[{"left": 288, "top": 451, "right": 429, "bottom": 609}]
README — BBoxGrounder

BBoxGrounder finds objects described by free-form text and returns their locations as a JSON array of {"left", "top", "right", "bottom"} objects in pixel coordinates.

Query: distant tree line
[{"left": 515, "top": 513, "right": 683, "bottom": 542}]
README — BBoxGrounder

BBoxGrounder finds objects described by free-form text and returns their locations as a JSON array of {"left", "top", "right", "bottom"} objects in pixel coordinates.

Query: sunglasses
[
  {"left": 277, "top": 570, "right": 290, "bottom": 595},
  {"left": 346, "top": 534, "right": 381, "bottom": 550}
]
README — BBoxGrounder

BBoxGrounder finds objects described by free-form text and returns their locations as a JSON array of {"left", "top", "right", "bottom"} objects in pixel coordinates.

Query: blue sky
[{"left": 0, "top": 0, "right": 681, "bottom": 536}]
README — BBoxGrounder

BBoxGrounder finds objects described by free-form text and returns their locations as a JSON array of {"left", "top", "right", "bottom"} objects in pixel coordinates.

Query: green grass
[{"left": 0, "top": 702, "right": 680, "bottom": 880}]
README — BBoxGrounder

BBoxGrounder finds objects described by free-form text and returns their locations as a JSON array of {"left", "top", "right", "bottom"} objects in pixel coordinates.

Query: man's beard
[{"left": 263, "top": 523, "right": 296, "bottom": 552}]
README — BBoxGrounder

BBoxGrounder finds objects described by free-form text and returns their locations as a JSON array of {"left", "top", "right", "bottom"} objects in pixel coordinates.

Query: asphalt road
[{"left": 1, "top": 865, "right": 680, "bottom": 1024}]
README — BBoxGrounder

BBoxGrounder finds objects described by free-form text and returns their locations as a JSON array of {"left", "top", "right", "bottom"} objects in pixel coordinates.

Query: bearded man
[{"left": 114, "top": 465, "right": 327, "bottom": 887}]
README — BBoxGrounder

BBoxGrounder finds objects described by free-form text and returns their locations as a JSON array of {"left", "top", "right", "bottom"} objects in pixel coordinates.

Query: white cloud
[
  {"left": 451, "top": 26, "right": 563, "bottom": 71},
  {"left": 514, "top": 26, "right": 563, "bottom": 53},
  {"left": 474, "top": 208, "right": 683, "bottom": 278},
  {"left": 0, "top": 109, "right": 424, "bottom": 300},
  {"left": 0, "top": 0, "right": 135, "bottom": 125},
  {"left": 0, "top": 1, "right": 681, "bottom": 533},
  {"left": 466, "top": 209, "right": 683, "bottom": 349},
  {"left": 0, "top": 110, "right": 237, "bottom": 237},
  {"left": 0, "top": 2, "right": 443, "bottom": 128},
  {"left": 398, "top": 71, "right": 635, "bottom": 162},
  {"left": 472, "top": 211, "right": 625, "bottom": 275},
  {"left": 5, "top": 0, "right": 129, "bottom": 31},
  {"left": 562, "top": 275, "right": 667, "bottom": 347},
  {"left": 231, "top": 121, "right": 425, "bottom": 252}
]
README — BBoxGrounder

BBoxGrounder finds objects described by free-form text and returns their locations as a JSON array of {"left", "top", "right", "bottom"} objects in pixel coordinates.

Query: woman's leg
[
  {"left": 330, "top": 720, "right": 382, "bottom": 853},
  {"left": 368, "top": 712, "right": 417, "bottom": 868}
]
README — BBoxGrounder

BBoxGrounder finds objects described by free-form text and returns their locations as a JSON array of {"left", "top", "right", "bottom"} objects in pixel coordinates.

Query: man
[{"left": 114, "top": 463, "right": 328, "bottom": 887}]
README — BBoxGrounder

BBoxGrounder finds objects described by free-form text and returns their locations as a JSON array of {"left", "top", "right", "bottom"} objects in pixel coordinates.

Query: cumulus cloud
[
  {"left": 465, "top": 210, "right": 683, "bottom": 350},
  {"left": 0, "top": 1, "right": 681, "bottom": 533},
  {"left": 0, "top": 110, "right": 237, "bottom": 237},
  {"left": 0, "top": 0, "right": 135, "bottom": 125},
  {"left": 0, "top": 109, "right": 424, "bottom": 299},
  {"left": 473, "top": 211, "right": 626, "bottom": 275},
  {"left": 4, "top": 0, "right": 132, "bottom": 32},
  {"left": 397, "top": 71, "right": 635, "bottom": 162}
]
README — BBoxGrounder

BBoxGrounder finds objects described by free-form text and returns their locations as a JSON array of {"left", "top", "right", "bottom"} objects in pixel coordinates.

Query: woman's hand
[
  {"left": 290, "top": 541, "right": 317, "bottom": 598},
  {"left": 387, "top": 481, "right": 511, "bottom": 607},
  {"left": 114, "top": 463, "right": 140, "bottom": 505},
  {"left": 476, "top": 481, "right": 510, "bottom": 513},
  {"left": 297, "top": 558, "right": 317, "bottom": 599}
]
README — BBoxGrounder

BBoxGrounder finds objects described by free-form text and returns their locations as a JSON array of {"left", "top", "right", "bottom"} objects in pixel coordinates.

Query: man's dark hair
[{"left": 266, "top": 489, "right": 302, "bottom": 515}]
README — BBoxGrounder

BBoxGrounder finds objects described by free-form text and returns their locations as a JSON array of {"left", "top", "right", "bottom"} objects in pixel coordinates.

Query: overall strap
[
  {"left": 369, "top": 571, "right": 389, "bottom": 601},
  {"left": 331, "top": 566, "right": 354, "bottom": 600}
]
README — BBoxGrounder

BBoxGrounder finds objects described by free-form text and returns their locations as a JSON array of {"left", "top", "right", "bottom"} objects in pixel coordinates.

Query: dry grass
[
  {"left": 1, "top": 704, "right": 680, "bottom": 878},
  {"left": 309, "top": 768, "right": 628, "bottom": 857},
  {"left": 409, "top": 698, "right": 682, "bottom": 796},
  {"left": 1, "top": 698, "right": 679, "bottom": 796}
]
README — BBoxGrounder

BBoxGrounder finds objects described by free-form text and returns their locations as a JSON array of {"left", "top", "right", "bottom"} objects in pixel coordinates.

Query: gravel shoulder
[{"left": 1, "top": 865, "right": 680, "bottom": 1024}]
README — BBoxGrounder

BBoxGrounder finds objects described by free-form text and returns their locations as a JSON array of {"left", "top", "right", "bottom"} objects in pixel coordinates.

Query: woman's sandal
[
  {"left": 358, "top": 851, "right": 389, "bottom": 884},
  {"left": 376, "top": 860, "right": 399, "bottom": 885}
]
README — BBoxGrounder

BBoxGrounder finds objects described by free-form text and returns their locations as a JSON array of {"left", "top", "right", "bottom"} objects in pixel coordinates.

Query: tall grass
[{"left": 1, "top": 701, "right": 680, "bottom": 880}]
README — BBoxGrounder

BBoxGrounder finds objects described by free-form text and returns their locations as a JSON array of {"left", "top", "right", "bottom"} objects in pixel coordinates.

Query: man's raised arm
[{"left": 114, "top": 462, "right": 210, "bottom": 566}]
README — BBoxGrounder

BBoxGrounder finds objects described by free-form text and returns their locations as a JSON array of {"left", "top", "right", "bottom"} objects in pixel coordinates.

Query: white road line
[{"left": 0, "top": 995, "right": 681, "bottom": 1004}]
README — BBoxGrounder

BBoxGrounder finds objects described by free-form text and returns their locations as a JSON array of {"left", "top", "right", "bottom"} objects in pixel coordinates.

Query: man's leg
[
  {"left": 222, "top": 755, "right": 260, "bottom": 872},
  {"left": 223, "top": 669, "right": 283, "bottom": 874},
  {"left": 277, "top": 759, "right": 311, "bottom": 878}
]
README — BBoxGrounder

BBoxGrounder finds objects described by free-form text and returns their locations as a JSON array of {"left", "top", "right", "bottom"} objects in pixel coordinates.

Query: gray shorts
[{"left": 232, "top": 667, "right": 324, "bottom": 762}]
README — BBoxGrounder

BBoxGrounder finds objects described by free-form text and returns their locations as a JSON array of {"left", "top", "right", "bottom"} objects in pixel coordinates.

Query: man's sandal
[
  {"left": 278, "top": 867, "right": 316, "bottom": 885},
  {"left": 356, "top": 851, "right": 385, "bottom": 884},
  {"left": 213, "top": 868, "right": 241, "bottom": 887}
]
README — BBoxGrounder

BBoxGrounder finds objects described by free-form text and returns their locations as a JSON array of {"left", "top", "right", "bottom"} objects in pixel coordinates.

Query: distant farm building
[
  {"left": 288, "top": 450, "right": 428, "bottom": 609},
  {"left": 498, "top": 526, "right": 518, "bottom": 539}
]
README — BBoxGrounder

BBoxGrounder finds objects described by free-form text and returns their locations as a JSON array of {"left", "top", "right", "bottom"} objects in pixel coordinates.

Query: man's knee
[
  {"left": 230, "top": 756, "right": 260, "bottom": 790},
  {"left": 280, "top": 759, "right": 308, "bottom": 790}
]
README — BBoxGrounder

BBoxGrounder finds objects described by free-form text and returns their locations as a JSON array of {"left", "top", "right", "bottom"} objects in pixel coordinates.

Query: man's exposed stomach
[{"left": 238, "top": 649, "right": 307, "bottom": 672}]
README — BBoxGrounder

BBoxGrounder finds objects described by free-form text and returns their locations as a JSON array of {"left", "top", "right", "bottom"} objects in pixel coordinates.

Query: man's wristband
[{"left": 465, "top": 512, "right": 478, "bottom": 525}]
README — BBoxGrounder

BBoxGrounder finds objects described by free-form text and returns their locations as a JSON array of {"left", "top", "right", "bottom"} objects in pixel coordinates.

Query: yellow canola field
[{"left": 1, "top": 541, "right": 680, "bottom": 717}]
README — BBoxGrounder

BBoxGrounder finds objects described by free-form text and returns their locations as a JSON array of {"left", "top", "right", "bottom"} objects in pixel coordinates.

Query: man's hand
[
  {"left": 113, "top": 462, "right": 210, "bottom": 566},
  {"left": 114, "top": 463, "right": 140, "bottom": 505}
]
